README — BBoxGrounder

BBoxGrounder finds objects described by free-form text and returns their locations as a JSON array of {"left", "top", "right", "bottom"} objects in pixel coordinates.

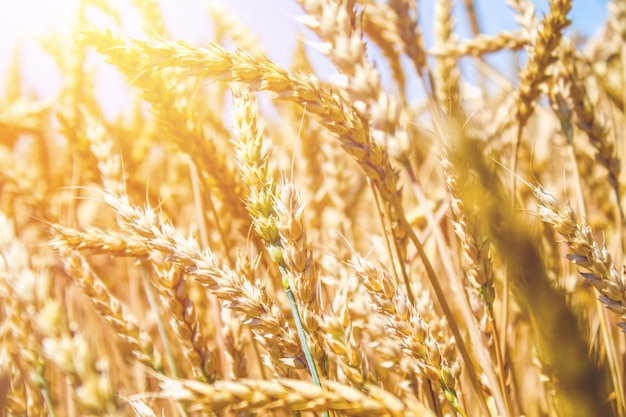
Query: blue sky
[{"left": 457, "top": 0, "right": 608, "bottom": 38}]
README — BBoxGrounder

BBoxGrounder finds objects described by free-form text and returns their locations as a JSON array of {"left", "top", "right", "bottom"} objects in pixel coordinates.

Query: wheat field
[{"left": 1, "top": 0, "right": 625, "bottom": 416}]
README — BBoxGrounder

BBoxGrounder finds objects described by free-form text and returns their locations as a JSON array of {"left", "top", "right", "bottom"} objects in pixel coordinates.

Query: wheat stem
[
  {"left": 286, "top": 285, "right": 322, "bottom": 386},
  {"left": 33, "top": 361, "right": 56, "bottom": 417}
]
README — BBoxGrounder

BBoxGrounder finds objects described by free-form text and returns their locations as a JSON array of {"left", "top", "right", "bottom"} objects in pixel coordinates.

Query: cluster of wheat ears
[{"left": 2, "top": 0, "right": 626, "bottom": 416}]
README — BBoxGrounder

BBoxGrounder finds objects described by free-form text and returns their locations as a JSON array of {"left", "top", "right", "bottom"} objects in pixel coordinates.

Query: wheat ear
[
  {"left": 231, "top": 89, "right": 325, "bottom": 400},
  {"left": 533, "top": 186, "right": 626, "bottom": 330},
  {"left": 349, "top": 256, "right": 466, "bottom": 417},
  {"left": 61, "top": 252, "right": 163, "bottom": 372},
  {"left": 158, "top": 376, "right": 433, "bottom": 416}
]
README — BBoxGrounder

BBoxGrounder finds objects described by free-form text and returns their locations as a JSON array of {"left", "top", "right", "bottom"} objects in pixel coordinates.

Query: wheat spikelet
[
  {"left": 151, "top": 260, "right": 217, "bottom": 382},
  {"left": 348, "top": 256, "right": 462, "bottom": 413},
  {"left": 434, "top": 0, "right": 462, "bottom": 114},
  {"left": 388, "top": 0, "right": 431, "bottom": 89},
  {"left": 61, "top": 252, "right": 163, "bottom": 372},
  {"left": 81, "top": 28, "right": 402, "bottom": 212},
  {"left": 100, "top": 192, "right": 306, "bottom": 374},
  {"left": 51, "top": 223, "right": 151, "bottom": 257},
  {"left": 515, "top": 0, "right": 572, "bottom": 131},
  {"left": 158, "top": 376, "right": 432, "bottom": 416},
  {"left": 360, "top": 0, "right": 406, "bottom": 96},
  {"left": 534, "top": 186, "right": 626, "bottom": 329},
  {"left": 429, "top": 31, "right": 526, "bottom": 58}
]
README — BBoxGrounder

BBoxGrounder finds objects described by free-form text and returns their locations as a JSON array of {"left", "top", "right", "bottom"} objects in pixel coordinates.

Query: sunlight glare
[{"left": 3, "top": 0, "right": 80, "bottom": 40}]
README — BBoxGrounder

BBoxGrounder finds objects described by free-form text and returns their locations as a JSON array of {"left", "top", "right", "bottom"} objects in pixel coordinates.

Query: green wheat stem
[
  {"left": 284, "top": 279, "right": 321, "bottom": 386},
  {"left": 444, "top": 387, "right": 468, "bottom": 417},
  {"left": 34, "top": 361, "right": 57, "bottom": 417},
  {"left": 279, "top": 266, "right": 329, "bottom": 417}
]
